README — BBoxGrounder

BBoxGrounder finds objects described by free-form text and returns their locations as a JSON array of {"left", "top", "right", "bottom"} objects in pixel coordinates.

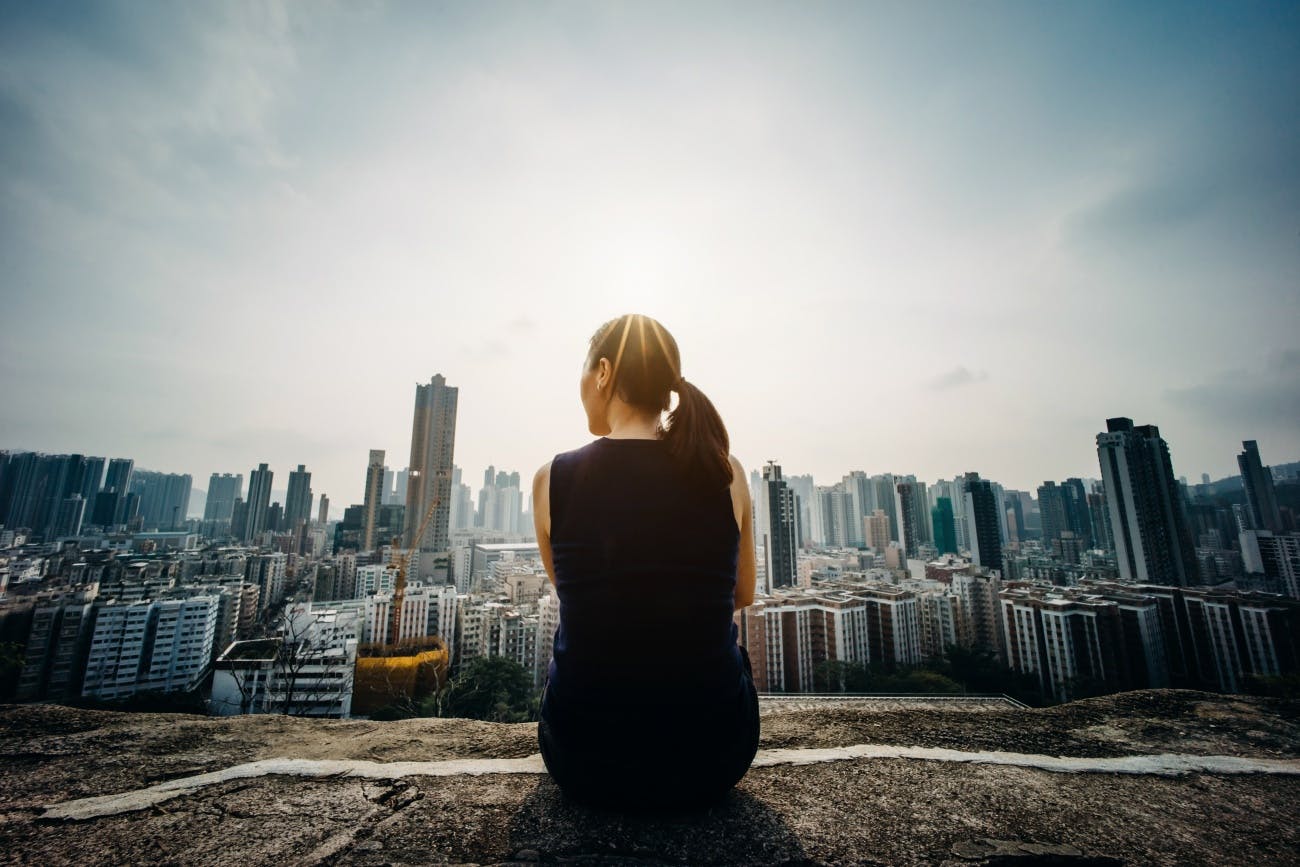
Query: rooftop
[{"left": 1, "top": 689, "right": 1297, "bottom": 865}]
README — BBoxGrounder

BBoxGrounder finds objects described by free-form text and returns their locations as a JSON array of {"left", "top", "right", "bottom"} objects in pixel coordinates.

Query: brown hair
[{"left": 586, "top": 313, "right": 733, "bottom": 491}]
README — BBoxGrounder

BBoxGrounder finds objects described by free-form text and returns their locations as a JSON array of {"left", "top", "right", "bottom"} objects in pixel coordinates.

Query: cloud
[
  {"left": 1273, "top": 349, "right": 1300, "bottom": 372},
  {"left": 927, "top": 366, "right": 989, "bottom": 391},
  {"left": 1164, "top": 361, "right": 1300, "bottom": 431}
]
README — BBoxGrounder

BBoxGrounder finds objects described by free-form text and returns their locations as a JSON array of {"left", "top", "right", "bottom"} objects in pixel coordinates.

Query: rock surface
[{"left": 1, "top": 689, "right": 1297, "bottom": 865}]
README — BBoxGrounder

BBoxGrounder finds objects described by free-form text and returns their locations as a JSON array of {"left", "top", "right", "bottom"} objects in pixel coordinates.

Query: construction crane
[{"left": 386, "top": 487, "right": 443, "bottom": 646}]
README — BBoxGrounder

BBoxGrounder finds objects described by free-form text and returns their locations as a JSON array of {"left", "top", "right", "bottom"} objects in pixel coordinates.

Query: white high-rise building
[
  {"left": 83, "top": 596, "right": 219, "bottom": 700},
  {"left": 355, "top": 564, "right": 400, "bottom": 598}
]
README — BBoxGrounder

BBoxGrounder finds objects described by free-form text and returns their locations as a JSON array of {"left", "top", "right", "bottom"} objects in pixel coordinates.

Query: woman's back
[
  {"left": 545, "top": 436, "right": 745, "bottom": 710},
  {"left": 534, "top": 312, "right": 759, "bottom": 811}
]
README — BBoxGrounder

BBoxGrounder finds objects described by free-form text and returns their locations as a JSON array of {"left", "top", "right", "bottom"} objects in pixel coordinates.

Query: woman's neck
[{"left": 604, "top": 405, "right": 661, "bottom": 439}]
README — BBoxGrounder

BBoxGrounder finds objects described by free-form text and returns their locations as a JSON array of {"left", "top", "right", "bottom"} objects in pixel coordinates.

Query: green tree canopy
[{"left": 422, "top": 655, "right": 538, "bottom": 723}]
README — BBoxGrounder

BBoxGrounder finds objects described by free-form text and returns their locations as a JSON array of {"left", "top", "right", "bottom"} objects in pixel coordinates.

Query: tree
[
  {"left": 933, "top": 643, "right": 1046, "bottom": 705},
  {"left": 0, "top": 642, "right": 23, "bottom": 702},
  {"left": 219, "top": 604, "right": 357, "bottom": 717},
  {"left": 811, "top": 659, "right": 856, "bottom": 692},
  {"left": 269, "top": 604, "right": 356, "bottom": 716},
  {"left": 423, "top": 655, "right": 536, "bottom": 722}
]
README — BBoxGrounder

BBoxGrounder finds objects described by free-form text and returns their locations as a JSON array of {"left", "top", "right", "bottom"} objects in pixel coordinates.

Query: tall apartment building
[
  {"left": 895, "top": 479, "right": 930, "bottom": 559},
  {"left": 1096, "top": 418, "right": 1199, "bottom": 586},
  {"left": 244, "top": 463, "right": 274, "bottom": 543},
  {"left": 840, "top": 471, "right": 872, "bottom": 547},
  {"left": 871, "top": 474, "right": 899, "bottom": 544},
  {"left": 16, "top": 594, "right": 98, "bottom": 701},
  {"left": 816, "top": 485, "right": 848, "bottom": 548},
  {"left": 130, "top": 471, "right": 193, "bottom": 530},
  {"left": 284, "top": 464, "right": 313, "bottom": 535},
  {"left": 785, "top": 474, "right": 820, "bottom": 547},
  {"left": 1253, "top": 532, "right": 1300, "bottom": 598},
  {"left": 864, "top": 509, "right": 891, "bottom": 553},
  {"left": 80, "top": 456, "right": 105, "bottom": 503},
  {"left": 735, "top": 586, "right": 922, "bottom": 692},
  {"left": 951, "top": 569, "right": 1007, "bottom": 662},
  {"left": 81, "top": 596, "right": 219, "bottom": 701},
  {"left": 362, "top": 450, "right": 386, "bottom": 551},
  {"left": 0, "top": 453, "right": 103, "bottom": 538},
  {"left": 473, "top": 470, "right": 525, "bottom": 534},
  {"left": 1060, "top": 580, "right": 1300, "bottom": 695},
  {"left": 204, "top": 473, "right": 243, "bottom": 522},
  {"left": 404, "top": 375, "right": 458, "bottom": 553},
  {"left": 931, "top": 497, "right": 958, "bottom": 555},
  {"left": 1000, "top": 585, "right": 1165, "bottom": 703},
  {"left": 1039, "top": 479, "right": 1094, "bottom": 549},
  {"left": 245, "top": 553, "right": 287, "bottom": 612},
  {"left": 763, "top": 462, "right": 800, "bottom": 592},
  {"left": 1238, "top": 440, "right": 1283, "bottom": 532},
  {"left": 962, "top": 473, "right": 1004, "bottom": 574}
]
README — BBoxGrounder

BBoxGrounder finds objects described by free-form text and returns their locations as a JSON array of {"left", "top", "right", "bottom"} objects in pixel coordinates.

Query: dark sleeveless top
[{"left": 545, "top": 437, "right": 744, "bottom": 710}]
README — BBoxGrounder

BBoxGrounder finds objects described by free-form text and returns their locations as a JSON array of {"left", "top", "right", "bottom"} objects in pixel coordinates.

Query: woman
[{"left": 532, "top": 312, "right": 760, "bottom": 813}]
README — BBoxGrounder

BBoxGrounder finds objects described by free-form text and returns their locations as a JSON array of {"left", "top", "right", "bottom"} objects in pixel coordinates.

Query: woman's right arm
[
  {"left": 730, "top": 455, "right": 756, "bottom": 611},
  {"left": 533, "top": 460, "right": 556, "bottom": 587}
]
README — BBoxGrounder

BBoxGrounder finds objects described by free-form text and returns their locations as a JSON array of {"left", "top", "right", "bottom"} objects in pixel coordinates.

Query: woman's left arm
[{"left": 533, "top": 460, "right": 556, "bottom": 587}]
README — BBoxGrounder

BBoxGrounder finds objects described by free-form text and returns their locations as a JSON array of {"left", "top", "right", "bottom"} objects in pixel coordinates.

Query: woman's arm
[
  {"left": 532, "top": 460, "right": 556, "bottom": 587},
  {"left": 730, "top": 455, "right": 756, "bottom": 611}
]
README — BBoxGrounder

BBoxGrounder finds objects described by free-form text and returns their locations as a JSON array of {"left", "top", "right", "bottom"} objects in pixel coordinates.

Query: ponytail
[
  {"left": 664, "top": 377, "right": 733, "bottom": 492},
  {"left": 588, "top": 313, "right": 735, "bottom": 492}
]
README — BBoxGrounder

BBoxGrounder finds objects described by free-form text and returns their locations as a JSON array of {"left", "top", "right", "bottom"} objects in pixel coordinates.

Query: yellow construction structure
[
  {"left": 350, "top": 496, "right": 450, "bottom": 717},
  {"left": 352, "top": 637, "right": 449, "bottom": 715}
]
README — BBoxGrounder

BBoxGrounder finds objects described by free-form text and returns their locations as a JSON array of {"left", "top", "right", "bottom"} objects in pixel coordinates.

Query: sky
[{"left": 1, "top": 1, "right": 1297, "bottom": 516}]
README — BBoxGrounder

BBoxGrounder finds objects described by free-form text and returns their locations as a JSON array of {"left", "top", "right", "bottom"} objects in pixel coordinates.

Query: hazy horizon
[{"left": 3, "top": 2, "right": 1297, "bottom": 510}]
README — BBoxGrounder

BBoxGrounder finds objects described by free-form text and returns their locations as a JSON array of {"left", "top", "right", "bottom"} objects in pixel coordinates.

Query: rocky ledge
[{"left": 1, "top": 689, "right": 1297, "bottom": 865}]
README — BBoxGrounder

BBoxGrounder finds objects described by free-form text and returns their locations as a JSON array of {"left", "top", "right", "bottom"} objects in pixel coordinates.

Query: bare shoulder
[
  {"left": 532, "top": 460, "right": 552, "bottom": 506},
  {"left": 728, "top": 454, "right": 747, "bottom": 491},
  {"left": 532, "top": 459, "right": 552, "bottom": 486},
  {"left": 727, "top": 454, "right": 750, "bottom": 511}
]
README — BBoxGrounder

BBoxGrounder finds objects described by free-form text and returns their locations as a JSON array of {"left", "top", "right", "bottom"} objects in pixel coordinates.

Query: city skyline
[
  {"left": 2, "top": 3, "right": 1297, "bottom": 508},
  {"left": 2, "top": 420, "right": 1296, "bottom": 522}
]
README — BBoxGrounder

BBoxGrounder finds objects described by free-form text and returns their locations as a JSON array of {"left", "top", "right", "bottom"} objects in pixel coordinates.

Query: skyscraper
[
  {"left": 962, "top": 472, "right": 1003, "bottom": 573},
  {"left": 102, "top": 457, "right": 135, "bottom": 525},
  {"left": 864, "top": 509, "right": 891, "bottom": 552},
  {"left": 284, "top": 464, "right": 313, "bottom": 533},
  {"left": 318, "top": 494, "right": 330, "bottom": 524},
  {"left": 1097, "top": 418, "right": 1199, "bottom": 586},
  {"left": 871, "top": 474, "right": 900, "bottom": 544},
  {"left": 403, "top": 374, "right": 458, "bottom": 552},
  {"left": 932, "top": 497, "right": 957, "bottom": 555},
  {"left": 1038, "top": 481, "right": 1068, "bottom": 544},
  {"left": 79, "top": 457, "right": 105, "bottom": 503},
  {"left": 1061, "top": 478, "right": 1094, "bottom": 548},
  {"left": 362, "top": 450, "right": 386, "bottom": 551},
  {"left": 204, "top": 473, "right": 243, "bottom": 522},
  {"left": 763, "top": 461, "right": 799, "bottom": 592},
  {"left": 1238, "top": 440, "right": 1282, "bottom": 532},
  {"left": 104, "top": 458, "right": 134, "bottom": 498},
  {"left": 244, "top": 463, "right": 274, "bottom": 543},
  {"left": 394, "top": 469, "right": 410, "bottom": 508},
  {"left": 1087, "top": 485, "right": 1113, "bottom": 553},
  {"left": 895, "top": 479, "right": 930, "bottom": 559},
  {"left": 841, "top": 471, "right": 871, "bottom": 547}
]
